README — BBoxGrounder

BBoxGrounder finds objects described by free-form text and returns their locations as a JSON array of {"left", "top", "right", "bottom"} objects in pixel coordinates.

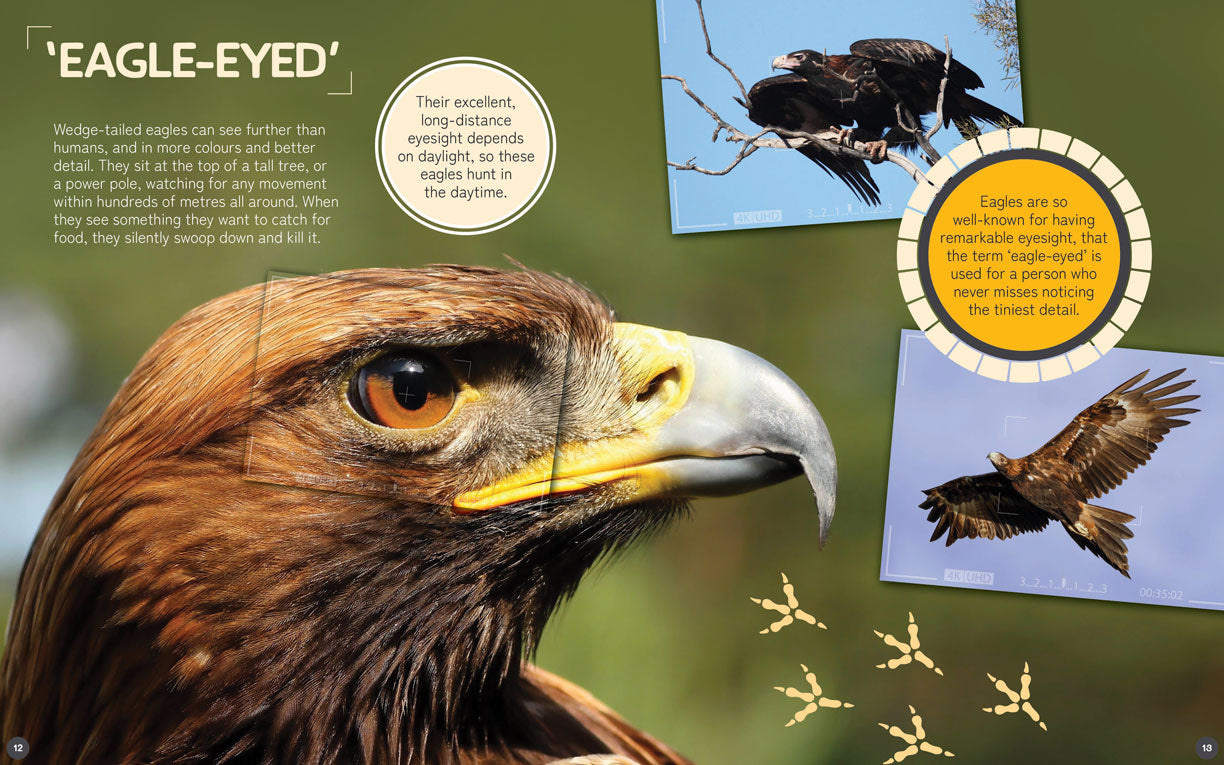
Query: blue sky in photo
[
  {"left": 881, "top": 331, "right": 1224, "bottom": 611},
  {"left": 656, "top": 0, "right": 1024, "bottom": 233}
]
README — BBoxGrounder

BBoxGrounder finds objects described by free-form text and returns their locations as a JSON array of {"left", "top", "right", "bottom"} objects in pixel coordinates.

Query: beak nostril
[
  {"left": 637, "top": 368, "right": 681, "bottom": 404},
  {"left": 610, "top": 322, "right": 695, "bottom": 426}
]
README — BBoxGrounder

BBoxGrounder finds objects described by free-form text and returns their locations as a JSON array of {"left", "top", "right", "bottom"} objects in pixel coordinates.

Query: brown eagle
[
  {"left": 772, "top": 39, "right": 1022, "bottom": 156},
  {"left": 920, "top": 369, "right": 1198, "bottom": 577},
  {"left": 739, "top": 73, "right": 881, "bottom": 205},
  {"left": 0, "top": 267, "right": 837, "bottom": 764}
]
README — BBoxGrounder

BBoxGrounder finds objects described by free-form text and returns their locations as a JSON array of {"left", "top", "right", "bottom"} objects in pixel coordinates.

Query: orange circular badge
[{"left": 897, "top": 129, "right": 1150, "bottom": 382}]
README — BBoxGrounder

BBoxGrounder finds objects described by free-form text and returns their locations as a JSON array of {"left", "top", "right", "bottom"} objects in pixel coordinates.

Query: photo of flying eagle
[
  {"left": 771, "top": 39, "right": 1022, "bottom": 154},
  {"left": 0, "top": 266, "right": 837, "bottom": 764},
  {"left": 739, "top": 73, "right": 882, "bottom": 204},
  {"left": 919, "top": 369, "right": 1198, "bottom": 577}
]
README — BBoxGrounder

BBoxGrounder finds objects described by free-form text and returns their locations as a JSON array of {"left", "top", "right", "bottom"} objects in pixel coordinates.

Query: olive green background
[{"left": 1, "top": 1, "right": 1221, "bottom": 762}]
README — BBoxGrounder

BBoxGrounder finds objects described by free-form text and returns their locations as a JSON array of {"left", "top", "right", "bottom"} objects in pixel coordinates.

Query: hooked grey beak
[
  {"left": 454, "top": 325, "right": 838, "bottom": 547},
  {"left": 772, "top": 54, "right": 799, "bottom": 70},
  {"left": 652, "top": 336, "right": 838, "bottom": 546}
]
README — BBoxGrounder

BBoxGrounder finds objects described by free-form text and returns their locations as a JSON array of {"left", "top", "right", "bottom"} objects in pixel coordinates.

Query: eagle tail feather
[
  {"left": 1068, "top": 503, "right": 1134, "bottom": 577},
  {"left": 797, "top": 145, "right": 881, "bottom": 205},
  {"left": 947, "top": 93, "right": 1022, "bottom": 137}
]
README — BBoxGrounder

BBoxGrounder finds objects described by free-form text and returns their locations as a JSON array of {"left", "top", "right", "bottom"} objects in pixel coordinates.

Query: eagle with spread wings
[
  {"left": 920, "top": 369, "right": 1198, "bottom": 577},
  {"left": 0, "top": 266, "right": 837, "bottom": 764}
]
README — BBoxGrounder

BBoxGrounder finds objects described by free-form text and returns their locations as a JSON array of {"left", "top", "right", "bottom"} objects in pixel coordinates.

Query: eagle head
[
  {"left": 771, "top": 49, "right": 825, "bottom": 72},
  {"left": 988, "top": 450, "right": 1008, "bottom": 469},
  {"left": 0, "top": 266, "right": 836, "bottom": 763}
]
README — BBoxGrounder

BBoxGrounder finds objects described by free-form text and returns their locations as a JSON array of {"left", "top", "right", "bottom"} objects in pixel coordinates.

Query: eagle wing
[
  {"left": 849, "top": 38, "right": 985, "bottom": 90},
  {"left": 920, "top": 472, "right": 1050, "bottom": 545},
  {"left": 744, "top": 74, "right": 881, "bottom": 205},
  {"left": 746, "top": 72, "right": 853, "bottom": 114},
  {"left": 1026, "top": 369, "right": 1199, "bottom": 500}
]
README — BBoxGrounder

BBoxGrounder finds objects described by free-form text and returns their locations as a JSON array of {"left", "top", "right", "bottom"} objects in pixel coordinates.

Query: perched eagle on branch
[
  {"left": 0, "top": 267, "right": 837, "bottom": 764},
  {"left": 772, "top": 39, "right": 1022, "bottom": 154},
  {"left": 920, "top": 369, "right": 1198, "bottom": 577},
  {"left": 739, "top": 73, "right": 882, "bottom": 205}
]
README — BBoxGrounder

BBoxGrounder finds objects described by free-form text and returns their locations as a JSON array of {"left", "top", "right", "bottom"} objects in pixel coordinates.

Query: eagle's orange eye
[{"left": 350, "top": 353, "right": 456, "bottom": 429}]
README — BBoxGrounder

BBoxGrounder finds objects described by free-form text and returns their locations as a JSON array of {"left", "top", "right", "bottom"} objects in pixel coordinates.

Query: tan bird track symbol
[
  {"left": 878, "top": 705, "right": 955, "bottom": 763},
  {"left": 873, "top": 612, "right": 944, "bottom": 676},
  {"left": 750, "top": 573, "right": 826, "bottom": 633},
  {"left": 773, "top": 663, "right": 854, "bottom": 727},
  {"left": 982, "top": 662, "right": 1047, "bottom": 730}
]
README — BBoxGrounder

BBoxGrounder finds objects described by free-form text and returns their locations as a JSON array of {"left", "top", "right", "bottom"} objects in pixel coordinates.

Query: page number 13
[{"left": 1199, "top": 737, "right": 1219, "bottom": 760}]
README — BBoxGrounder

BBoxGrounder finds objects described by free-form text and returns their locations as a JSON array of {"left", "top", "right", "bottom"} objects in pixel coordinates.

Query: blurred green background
[{"left": 1, "top": 1, "right": 1221, "bottom": 762}]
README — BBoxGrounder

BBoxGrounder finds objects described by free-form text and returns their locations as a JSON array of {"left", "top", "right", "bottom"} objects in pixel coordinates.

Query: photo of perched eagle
[
  {"left": 919, "top": 369, "right": 1198, "bottom": 577},
  {"left": 739, "top": 73, "right": 881, "bottom": 204},
  {"left": 771, "top": 39, "right": 1022, "bottom": 154},
  {"left": 0, "top": 266, "right": 837, "bottom": 764}
]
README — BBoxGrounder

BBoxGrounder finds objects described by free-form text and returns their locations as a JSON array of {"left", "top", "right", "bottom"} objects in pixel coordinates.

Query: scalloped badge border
[{"left": 896, "top": 128, "right": 1150, "bottom": 382}]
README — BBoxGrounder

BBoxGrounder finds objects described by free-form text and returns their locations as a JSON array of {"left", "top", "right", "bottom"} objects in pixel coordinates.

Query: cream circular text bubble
[
  {"left": 376, "top": 58, "right": 555, "bottom": 235},
  {"left": 897, "top": 129, "right": 1151, "bottom": 383}
]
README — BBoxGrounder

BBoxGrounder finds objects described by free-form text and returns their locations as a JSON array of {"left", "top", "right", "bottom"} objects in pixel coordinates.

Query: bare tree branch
[
  {"left": 667, "top": 144, "right": 761, "bottom": 176},
  {"left": 925, "top": 36, "right": 953, "bottom": 144},
  {"left": 661, "top": 74, "right": 738, "bottom": 142},
  {"left": 694, "top": 0, "right": 748, "bottom": 106},
  {"left": 661, "top": 77, "right": 931, "bottom": 184},
  {"left": 765, "top": 126, "right": 930, "bottom": 184}
]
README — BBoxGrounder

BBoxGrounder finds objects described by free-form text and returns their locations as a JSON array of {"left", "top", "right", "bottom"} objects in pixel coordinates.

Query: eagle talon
[{"left": 865, "top": 140, "right": 888, "bottom": 163}]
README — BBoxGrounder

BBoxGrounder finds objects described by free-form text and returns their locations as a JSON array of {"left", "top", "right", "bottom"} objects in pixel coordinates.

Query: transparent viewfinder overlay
[
  {"left": 244, "top": 270, "right": 585, "bottom": 506},
  {"left": 897, "top": 128, "right": 1150, "bottom": 382}
]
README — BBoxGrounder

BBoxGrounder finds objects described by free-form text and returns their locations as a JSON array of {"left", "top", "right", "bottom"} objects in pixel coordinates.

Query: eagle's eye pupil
[
  {"left": 350, "top": 352, "right": 456, "bottom": 429},
  {"left": 391, "top": 360, "right": 429, "bottom": 410}
]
